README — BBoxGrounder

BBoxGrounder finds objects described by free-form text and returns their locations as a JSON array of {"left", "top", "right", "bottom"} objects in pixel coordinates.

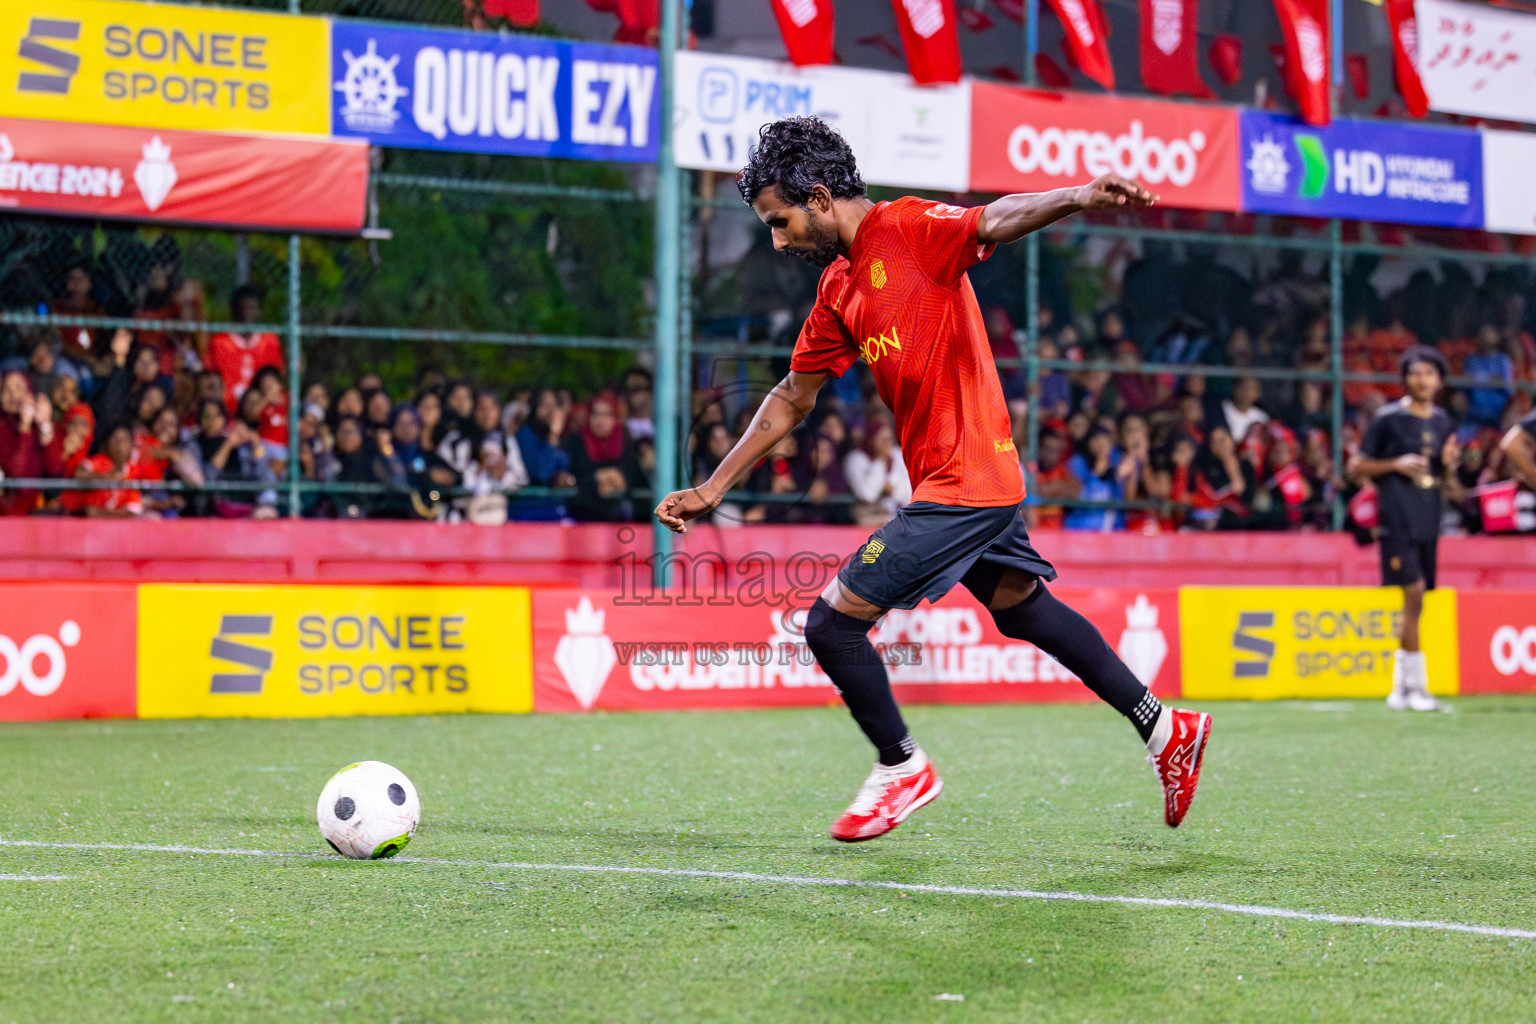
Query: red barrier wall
[{"left": 1, "top": 519, "right": 1534, "bottom": 589}]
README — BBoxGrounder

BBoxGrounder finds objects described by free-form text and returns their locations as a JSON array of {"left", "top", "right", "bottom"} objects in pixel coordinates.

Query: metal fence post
[
  {"left": 287, "top": 233, "right": 302, "bottom": 518},
  {"left": 1329, "top": 220, "right": 1345, "bottom": 530},
  {"left": 1025, "top": 233, "right": 1041, "bottom": 493},
  {"left": 651, "top": 0, "right": 683, "bottom": 589}
]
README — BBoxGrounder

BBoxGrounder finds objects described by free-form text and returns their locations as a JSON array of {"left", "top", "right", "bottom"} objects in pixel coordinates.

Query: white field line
[
  {"left": 0, "top": 873, "right": 70, "bottom": 880},
  {"left": 1, "top": 837, "right": 1532, "bottom": 940}
]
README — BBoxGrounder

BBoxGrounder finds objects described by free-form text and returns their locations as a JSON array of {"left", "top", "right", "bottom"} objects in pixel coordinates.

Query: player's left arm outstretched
[{"left": 976, "top": 174, "right": 1157, "bottom": 246}]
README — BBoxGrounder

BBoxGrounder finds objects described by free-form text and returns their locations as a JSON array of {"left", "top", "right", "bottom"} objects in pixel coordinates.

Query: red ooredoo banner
[
  {"left": 533, "top": 586, "right": 1181, "bottom": 713},
  {"left": 1456, "top": 592, "right": 1536, "bottom": 695},
  {"left": 0, "top": 117, "right": 369, "bottom": 233},
  {"left": 0, "top": 584, "right": 137, "bottom": 722},
  {"left": 968, "top": 83, "right": 1241, "bottom": 211}
]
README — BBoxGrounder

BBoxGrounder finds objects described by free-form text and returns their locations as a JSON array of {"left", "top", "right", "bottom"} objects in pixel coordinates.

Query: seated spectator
[
  {"left": 327, "top": 416, "right": 377, "bottom": 519},
  {"left": 21, "top": 334, "right": 77, "bottom": 400},
  {"left": 416, "top": 389, "right": 444, "bottom": 451},
  {"left": 985, "top": 304, "right": 1023, "bottom": 400},
  {"left": 438, "top": 390, "right": 503, "bottom": 475},
  {"left": 1064, "top": 425, "right": 1122, "bottom": 532},
  {"left": 1190, "top": 425, "right": 1259, "bottom": 531},
  {"left": 1281, "top": 379, "right": 1330, "bottom": 439},
  {"left": 249, "top": 366, "right": 290, "bottom": 447},
  {"left": 1117, "top": 413, "right": 1157, "bottom": 532},
  {"left": 54, "top": 265, "right": 109, "bottom": 374},
  {"left": 1162, "top": 431, "right": 1200, "bottom": 529},
  {"left": 363, "top": 388, "right": 394, "bottom": 439},
  {"left": 0, "top": 372, "right": 61, "bottom": 515},
  {"left": 1463, "top": 323, "right": 1514, "bottom": 427},
  {"left": 331, "top": 387, "right": 365, "bottom": 427},
  {"left": 622, "top": 367, "right": 656, "bottom": 440},
  {"left": 135, "top": 405, "right": 204, "bottom": 518},
  {"left": 1114, "top": 340, "right": 1171, "bottom": 415},
  {"left": 565, "top": 392, "right": 640, "bottom": 522},
  {"left": 75, "top": 425, "right": 146, "bottom": 519},
  {"left": 1254, "top": 429, "right": 1309, "bottom": 529},
  {"left": 296, "top": 401, "right": 334, "bottom": 490},
  {"left": 1036, "top": 338, "right": 1071, "bottom": 422},
  {"left": 49, "top": 376, "right": 81, "bottom": 426},
  {"left": 208, "top": 285, "right": 283, "bottom": 414},
  {"left": 1222, "top": 376, "right": 1270, "bottom": 442},
  {"left": 1027, "top": 427, "right": 1079, "bottom": 529},
  {"left": 90, "top": 331, "right": 150, "bottom": 434},
  {"left": 845, "top": 414, "right": 909, "bottom": 526},
  {"left": 517, "top": 388, "right": 575, "bottom": 487},
  {"left": 55, "top": 404, "right": 95, "bottom": 516},
  {"left": 803, "top": 430, "right": 853, "bottom": 525},
  {"left": 459, "top": 438, "right": 530, "bottom": 525},
  {"left": 373, "top": 405, "right": 457, "bottom": 520},
  {"left": 194, "top": 399, "right": 279, "bottom": 519},
  {"left": 133, "top": 256, "right": 181, "bottom": 377},
  {"left": 442, "top": 381, "right": 475, "bottom": 436}
]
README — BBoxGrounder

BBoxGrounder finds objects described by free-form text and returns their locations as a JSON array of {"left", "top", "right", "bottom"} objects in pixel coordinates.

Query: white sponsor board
[
  {"left": 1483, "top": 130, "right": 1536, "bottom": 236},
  {"left": 673, "top": 50, "right": 970, "bottom": 192},
  {"left": 1416, "top": 0, "right": 1536, "bottom": 125}
]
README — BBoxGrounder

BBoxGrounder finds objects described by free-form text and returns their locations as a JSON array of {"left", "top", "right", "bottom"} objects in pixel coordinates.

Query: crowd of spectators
[{"left": 3, "top": 248, "right": 1534, "bottom": 534}]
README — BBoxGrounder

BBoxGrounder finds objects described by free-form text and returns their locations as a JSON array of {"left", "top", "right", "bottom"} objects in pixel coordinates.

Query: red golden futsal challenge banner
[
  {"left": 0, "top": 116, "right": 368, "bottom": 232},
  {"left": 532, "top": 587, "right": 1181, "bottom": 713},
  {"left": 0, "top": 583, "right": 137, "bottom": 722},
  {"left": 969, "top": 82, "right": 1242, "bottom": 212}
]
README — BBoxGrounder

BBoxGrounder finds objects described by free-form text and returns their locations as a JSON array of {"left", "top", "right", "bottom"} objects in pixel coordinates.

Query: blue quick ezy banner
[
  {"left": 331, "top": 21, "right": 659, "bottom": 162},
  {"left": 1239, "top": 111, "right": 1483, "bottom": 229}
]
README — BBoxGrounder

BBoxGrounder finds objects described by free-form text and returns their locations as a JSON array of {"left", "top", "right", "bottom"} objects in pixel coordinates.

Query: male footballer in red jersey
[{"left": 655, "top": 118, "right": 1211, "bottom": 842}]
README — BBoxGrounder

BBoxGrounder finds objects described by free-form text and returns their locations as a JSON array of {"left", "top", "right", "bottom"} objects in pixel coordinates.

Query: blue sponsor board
[
  {"left": 330, "top": 22, "right": 659, "bottom": 162},
  {"left": 1239, "top": 112, "right": 1483, "bottom": 228}
]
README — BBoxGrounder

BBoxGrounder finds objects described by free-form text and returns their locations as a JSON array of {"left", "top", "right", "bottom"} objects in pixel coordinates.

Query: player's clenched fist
[
  {"left": 1076, "top": 174, "right": 1158, "bottom": 210},
  {"left": 654, "top": 487, "right": 721, "bottom": 534}
]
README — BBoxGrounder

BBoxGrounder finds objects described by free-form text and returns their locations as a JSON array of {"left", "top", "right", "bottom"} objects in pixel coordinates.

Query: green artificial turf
[{"left": 2, "top": 699, "right": 1534, "bottom": 1023}]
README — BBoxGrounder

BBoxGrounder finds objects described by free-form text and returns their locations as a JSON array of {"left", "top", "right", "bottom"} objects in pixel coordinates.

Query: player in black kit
[{"left": 1347, "top": 346, "right": 1458, "bottom": 711}]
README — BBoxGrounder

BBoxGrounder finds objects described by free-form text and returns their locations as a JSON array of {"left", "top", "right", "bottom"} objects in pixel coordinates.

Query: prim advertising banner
[
  {"left": 1178, "top": 586, "right": 1459, "bottom": 700},
  {"left": 1454, "top": 591, "right": 1536, "bottom": 694},
  {"left": 0, "top": 583, "right": 137, "bottom": 722},
  {"left": 1482, "top": 130, "right": 1536, "bottom": 237},
  {"left": 136, "top": 584, "right": 532, "bottom": 718},
  {"left": 968, "top": 82, "right": 1242, "bottom": 211},
  {"left": 1239, "top": 111, "right": 1483, "bottom": 229},
  {"left": 329, "top": 21, "right": 659, "bottom": 163},
  {"left": 1416, "top": 0, "right": 1536, "bottom": 127},
  {"left": 1, "top": 0, "right": 331, "bottom": 136},
  {"left": 532, "top": 587, "right": 1181, "bottom": 713},
  {"left": 0, "top": 116, "right": 369, "bottom": 232},
  {"left": 672, "top": 50, "right": 971, "bottom": 192}
]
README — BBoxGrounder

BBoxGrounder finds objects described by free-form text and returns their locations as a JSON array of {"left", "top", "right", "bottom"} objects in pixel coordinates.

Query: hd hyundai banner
[
  {"left": 1239, "top": 111, "right": 1483, "bottom": 229},
  {"left": 1, "top": 0, "right": 331, "bottom": 136},
  {"left": 673, "top": 50, "right": 971, "bottom": 192},
  {"left": 329, "top": 21, "right": 659, "bottom": 163},
  {"left": 0, "top": 116, "right": 369, "bottom": 232},
  {"left": 532, "top": 587, "right": 1181, "bottom": 713},
  {"left": 968, "top": 82, "right": 1242, "bottom": 212}
]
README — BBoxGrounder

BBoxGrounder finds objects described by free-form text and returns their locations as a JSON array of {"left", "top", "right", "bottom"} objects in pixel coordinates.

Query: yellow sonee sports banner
[
  {"left": 1179, "top": 586, "right": 1459, "bottom": 700},
  {"left": 2, "top": 0, "right": 329, "bottom": 135},
  {"left": 137, "top": 585, "right": 532, "bottom": 718}
]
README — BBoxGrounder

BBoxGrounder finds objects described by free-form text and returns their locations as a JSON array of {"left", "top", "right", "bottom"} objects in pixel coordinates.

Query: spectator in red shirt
[
  {"left": 76, "top": 425, "right": 145, "bottom": 518},
  {"left": 0, "top": 371, "right": 62, "bottom": 516},
  {"left": 1028, "top": 427, "right": 1079, "bottom": 530},
  {"left": 53, "top": 265, "right": 111, "bottom": 376},
  {"left": 57, "top": 404, "right": 95, "bottom": 516},
  {"left": 249, "top": 366, "right": 290, "bottom": 447},
  {"left": 208, "top": 285, "right": 283, "bottom": 414}
]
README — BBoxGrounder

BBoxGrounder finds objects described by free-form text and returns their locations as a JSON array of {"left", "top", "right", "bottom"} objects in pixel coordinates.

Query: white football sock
[
  {"left": 1402, "top": 650, "right": 1428, "bottom": 692},
  {"left": 1145, "top": 706, "right": 1173, "bottom": 756}
]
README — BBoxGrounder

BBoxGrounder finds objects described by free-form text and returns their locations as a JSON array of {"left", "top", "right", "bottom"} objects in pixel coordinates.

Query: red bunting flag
[
  {"left": 772, "top": 0, "right": 836, "bottom": 66},
  {"left": 1207, "top": 33, "right": 1242, "bottom": 85},
  {"left": 1139, "top": 0, "right": 1213, "bottom": 98},
  {"left": 1043, "top": 0, "right": 1115, "bottom": 89},
  {"left": 1345, "top": 52, "right": 1369, "bottom": 99},
  {"left": 481, "top": 0, "right": 539, "bottom": 26},
  {"left": 889, "top": 0, "right": 964, "bottom": 84},
  {"left": 1383, "top": 0, "right": 1429, "bottom": 118},
  {"left": 1273, "top": 0, "right": 1331, "bottom": 125}
]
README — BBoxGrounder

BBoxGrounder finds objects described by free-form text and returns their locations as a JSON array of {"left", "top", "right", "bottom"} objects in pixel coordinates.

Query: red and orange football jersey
[{"left": 790, "top": 198, "right": 1025, "bottom": 507}]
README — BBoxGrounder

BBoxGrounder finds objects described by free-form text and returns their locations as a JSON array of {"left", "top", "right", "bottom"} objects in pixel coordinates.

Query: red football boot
[
  {"left": 1147, "top": 708, "right": 1211, "bottom": 828},
  {"left": 830, "top": 748, "right": 943, "bottom": 843}
]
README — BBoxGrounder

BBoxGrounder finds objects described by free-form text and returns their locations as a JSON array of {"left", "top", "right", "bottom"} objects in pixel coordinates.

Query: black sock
[
  {"left": 989, "top": 584, "right": 1163, "bottom": 742},
  {"left": 803, "top": 598, "right": 913, "bottom": 765}
]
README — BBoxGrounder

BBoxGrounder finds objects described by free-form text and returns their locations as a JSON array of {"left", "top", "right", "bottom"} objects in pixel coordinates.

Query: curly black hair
[
  {"left": 1399, "top": 345, "right": 1448, "bottom": 382},
  {"left": 737, "top": 117, "right": 866, "bottom": 207}
]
